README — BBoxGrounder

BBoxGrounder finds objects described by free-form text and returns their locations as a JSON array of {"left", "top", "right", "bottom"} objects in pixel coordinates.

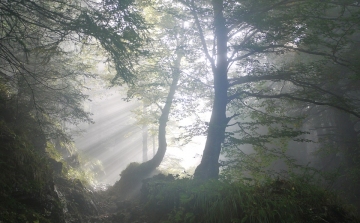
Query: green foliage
[
  {"left": 46, "top": 142, "right": 63, "bottom": 161},
  {"left": 0, "top": 89, "right": 63, "bottom": 222},
  {"left": 46, "top": 140, "right": 104, "bottom": 187},
  {"left": 141, "top": 176, "right": 358, "bottom": 223},
  {"left": 63, "top": 164, "right": 97, "bottom": 187},
  {"left": 223, "top": 89, "right": 310, "bottom": 181},
  {"left": 0, "top": 0, "right": 148, "bottom": 144},
  {"left": 0, "top": 81, "right": 104, "bottom": 222}
]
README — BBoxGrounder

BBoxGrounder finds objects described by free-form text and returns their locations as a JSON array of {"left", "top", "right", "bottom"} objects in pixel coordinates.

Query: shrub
[{"left": 141, "top": 176, "right": 358, "bottom": 223}]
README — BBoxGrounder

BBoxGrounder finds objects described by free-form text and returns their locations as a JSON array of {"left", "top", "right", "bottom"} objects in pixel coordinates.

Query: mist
[{"left": 1, "top": 0, "right": 360, "bottom": 222}]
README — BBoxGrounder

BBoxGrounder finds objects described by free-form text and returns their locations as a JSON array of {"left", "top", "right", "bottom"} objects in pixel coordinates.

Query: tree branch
[
  {"left": 228, "top": 73, "right": 290, "bottom": 88},
  {"left": 177, "top": 0, "right": 216, "bottom": 70},
  {"left": 240, "top": 91, "right": 360, "bottom": 118}
]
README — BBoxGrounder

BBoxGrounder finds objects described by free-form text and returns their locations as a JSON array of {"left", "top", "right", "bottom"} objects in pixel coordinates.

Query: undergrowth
[
  {"left": 0, "top": 82, "right": 100, "bottom": 222},
  {"left": 140, "top": 175, "right": 358, "bottom": 223},
  {"left": 0, "top": 116, "right": 61, "bottom": 222}
]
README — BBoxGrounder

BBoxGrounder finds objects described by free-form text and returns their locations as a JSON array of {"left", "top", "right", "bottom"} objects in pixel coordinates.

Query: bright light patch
[{"left": 74, "top": 87, "right": 205, "bottom": 184}]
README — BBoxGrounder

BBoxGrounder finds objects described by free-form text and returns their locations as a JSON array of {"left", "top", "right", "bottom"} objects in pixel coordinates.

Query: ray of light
[
  {"left": 74, "top": 86, "right": 206, "bottom": 185},
  {"left": 74, "top": 88, "right": 144, "bottom": 184}
]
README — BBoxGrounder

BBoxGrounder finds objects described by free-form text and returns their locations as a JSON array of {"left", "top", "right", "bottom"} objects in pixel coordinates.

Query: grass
[{"left": 139, "top": 175, "right": 358, "bottom": 223}]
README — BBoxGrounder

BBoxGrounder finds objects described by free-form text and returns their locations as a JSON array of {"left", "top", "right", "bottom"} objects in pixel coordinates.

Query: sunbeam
[
  {"left": 74, "top": 88, "right": 143, "bottom": 184},
  {"left": 74, "top": 86, "right": 206, "bottom": 184}
]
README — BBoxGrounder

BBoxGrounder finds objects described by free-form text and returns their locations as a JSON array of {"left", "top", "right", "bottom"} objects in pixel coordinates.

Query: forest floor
[{"left": 73, "top": 173, "right": 360, "bottom": 223}]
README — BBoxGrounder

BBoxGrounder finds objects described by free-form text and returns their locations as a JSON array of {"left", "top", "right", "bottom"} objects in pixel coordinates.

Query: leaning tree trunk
[
  {"left": 194, "top": 0, "right": 229, "bottom": 180},
  {"left": 112, "top": 51, "right": 183, "bottom": 200}
]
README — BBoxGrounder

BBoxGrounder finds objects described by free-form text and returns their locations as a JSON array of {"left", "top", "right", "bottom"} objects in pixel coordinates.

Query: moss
[{"left": 109, "top": 161, "right": 163, "bottom": 202}]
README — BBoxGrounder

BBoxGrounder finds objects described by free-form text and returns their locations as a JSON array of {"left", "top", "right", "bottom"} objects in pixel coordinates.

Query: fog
[
  {"left": 72, "top": 87, "right": 205, "bottom": 184},
  {"left": 71, "top": 87, "right": 142, "bottom": 184}
]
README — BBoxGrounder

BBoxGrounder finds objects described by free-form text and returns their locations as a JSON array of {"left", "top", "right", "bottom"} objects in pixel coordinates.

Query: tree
[
  {"left": 176, "top": 0, "right": 360, "bottom": 179},
  {"left": 110, "top": 2, "right": 192, "bottom": 198},
  {"left": 0, "top": 0, "right": 146, "bottom": 140}
]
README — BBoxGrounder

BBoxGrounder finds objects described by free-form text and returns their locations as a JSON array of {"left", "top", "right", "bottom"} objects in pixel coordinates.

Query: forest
[{"left": 1, "top": 0, "right": 360, "bottom": 222}]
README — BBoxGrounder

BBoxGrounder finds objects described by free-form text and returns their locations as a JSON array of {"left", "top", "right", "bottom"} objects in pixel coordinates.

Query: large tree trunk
[{"left": 194, "top": 0, "right": 229, "bottom": 180}]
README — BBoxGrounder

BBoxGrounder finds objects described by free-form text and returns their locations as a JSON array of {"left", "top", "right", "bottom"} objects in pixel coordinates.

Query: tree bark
[{"left": 194, "top": 0, "right": 229, "bottom": 180}]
